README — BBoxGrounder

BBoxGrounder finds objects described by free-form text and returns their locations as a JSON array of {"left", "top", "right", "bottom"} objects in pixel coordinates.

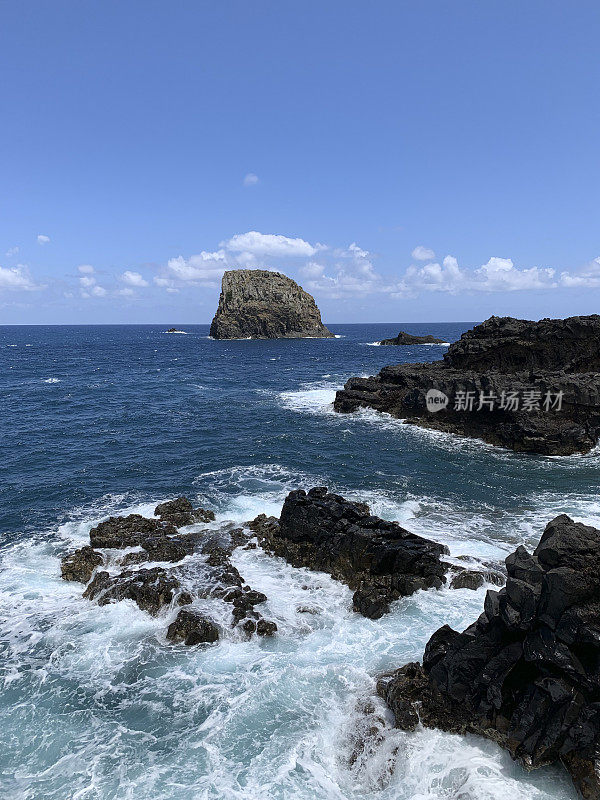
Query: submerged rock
[
  {"left": 252, "top": 487, "right": 448, "bottom": 618},
  {"left": 335, "top": 315, "right": 600, "bottom": 455},
  {"left": 378, "top": 514, "right": 600, "bottom": 799},
  {"left": 60, "top": 546, "right": 103, "bottom": 583},
  {"left": 209, "top": 269, "right": 333, "bottom": 339},
  {"left": 166, "top": 608, "right": 219, "bottom": 645},
  {"left": 379, "top": 331, "right": 447, "bottom": 346}
]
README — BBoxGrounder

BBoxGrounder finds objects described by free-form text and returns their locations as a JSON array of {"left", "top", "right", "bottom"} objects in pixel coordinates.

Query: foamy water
[
  {"left": 2, "top": 322, "right": 597, "bottom": 799},
  {"left": 0, "top": 475, "right": 579, "bottom": 800}
]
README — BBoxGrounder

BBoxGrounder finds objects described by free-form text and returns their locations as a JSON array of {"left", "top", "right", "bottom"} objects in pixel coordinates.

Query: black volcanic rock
[
  {"left": 445, "top": 314, "right": 600, "bottom": 373},
  {"left": 89, "top": 514, "right": 178, "bottom": 548},
  {"left": 166, "top": 608, "right": 219, "bottom": 645},
  {"left": 251, "top": 487, "right": 448, "bottom": 618},
  {"left": 335, "top": 315, "right": 600, "bottom": 455},
  {"left": 60, "top": 546, "right": 103, "bottom": 583},
  {"left": 154, "top": 497, "right": 215, "bottom": 526},
  {"left": 209, "top": 269, "right": 333, "bottom": 339},
  {"left": 83, "top": 567, "right": 183, "bottom": 615},
  {"left": 377, "top": 514, "right": 600, "bottom": 799},
  {"left": 380, "top": 331, "right": 447, "bottom": 346}
]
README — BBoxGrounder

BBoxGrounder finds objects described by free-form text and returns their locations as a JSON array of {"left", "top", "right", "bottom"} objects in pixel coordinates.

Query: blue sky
[{"left": 1, "top": 0, "right": 600, "bottom": 324}]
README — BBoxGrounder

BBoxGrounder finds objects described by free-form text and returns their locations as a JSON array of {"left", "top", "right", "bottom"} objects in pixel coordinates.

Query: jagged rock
[
  {"left": 154, "top": 497, "right": 215, "bottom": 526},
  {"left": 166, "top": 608, "right": 219, "bottom": 645},
  {"left": 60, "top": 546, "right": 103, "bottom": 583},
  {"left": 378, "top": 514, "right": 600, "bottom": 799},
  {"left": 83, "top": 567, "right": 182, "bottom": 615},
  {"left": 445, "top": 314, "right": 600, "bottom": 373},
  {"left": 335, "top": 315, "right": 600, "bottom": 455},
  {"left": 89, "top": 514, "right": 177, "bottom": 548},
  {"left": 209, "top": 269, "right": 333, "bottom": 339},
  {"left": 449, "top": 569, "right": 505, "bottom": 591},
  {"left": 380, "top": 331, "right": 446, "bottom": 346},
  {"left": 256, "top": 618, "right": 277, "bottom": 636},
  {"left": 253, "top": 487, "right": 448, "bottom": 619}
]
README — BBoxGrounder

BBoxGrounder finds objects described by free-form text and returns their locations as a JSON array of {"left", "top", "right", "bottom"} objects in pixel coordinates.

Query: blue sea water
[{"left": 1, "top": 323, "right": 599, "bottom": 799}]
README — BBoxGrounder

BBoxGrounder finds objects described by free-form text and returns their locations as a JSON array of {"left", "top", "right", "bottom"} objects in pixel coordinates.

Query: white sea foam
[{"left": 42, "top": 377, "right": 61, "bottom": 383}]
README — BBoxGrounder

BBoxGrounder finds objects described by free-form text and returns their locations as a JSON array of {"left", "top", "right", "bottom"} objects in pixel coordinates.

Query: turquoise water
[{"left": 1, "top": 323, "right": 598, "bottom": 799}]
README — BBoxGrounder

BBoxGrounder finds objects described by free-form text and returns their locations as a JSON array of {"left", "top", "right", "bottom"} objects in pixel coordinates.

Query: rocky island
[
  {"left": 378, "top": 513, "right": 600, "bottom": 799},
  {"left": 379, "top": 331, "right": 447, "bottom": 346},
  {"left": 335, "top": 315, "right": 600, "bottom": 455},
  {"left": 209, "top": 269, "right": 333, "bottom": 339}
]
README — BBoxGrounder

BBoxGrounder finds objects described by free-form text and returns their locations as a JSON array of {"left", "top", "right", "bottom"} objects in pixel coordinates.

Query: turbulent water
[{"left": 2, "top": 322, "right": 599, "bottom": 800}]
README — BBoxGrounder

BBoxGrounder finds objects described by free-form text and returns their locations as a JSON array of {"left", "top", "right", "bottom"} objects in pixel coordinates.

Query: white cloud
[
  {"left": 301, "top": 261, "right": 326, "bottom": 278},
  {"left": 37, "top": 234, "right": 50, "bottom": 244},
  {"left": 412, "top": 245, "right": 435, "bottom": 261},
  {"left": 117, "top": 287, "right": 135, "bottom": 297},
  {"left": 78, "top": 272, "right": 106, "bottom": 298},
  {"left": 0, "top": 264, "right": 43, "bottom": 291},
  {"left": 396, "top": 255, "right": 557, "bottom": 296},
  {"left": 224, "top": 231, "right": 319, "bottom": 258},
  {"left": 78, "top": 264, "right": 95, "bottom": 274},
  {"left": 560, "top": 257, "right": 600, "bottom": 288},
  {"left": 5, "top": 246, "right": 19, "bottom": 257},
  {"left": 121, "top": 270, "right": 148, "bottom": 287},
  {"left": 166, "top": 250, "right": 228, "bottom": 286},
  {"left": 243, "top": 173, "right": 259, "bottom": 186}
]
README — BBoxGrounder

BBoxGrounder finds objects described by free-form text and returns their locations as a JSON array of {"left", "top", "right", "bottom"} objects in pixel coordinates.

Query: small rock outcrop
[
  {"left": 60, "top": 496, "right": 277, "bottom": 643},
  {"left": 250, "top": 487, "right": 449, "bottom": 618},
  {"left": 209, "top": 269, "right": 333, "bottom": 339},
  {"left": 60, "top": 545, "right": 103, "bottom": 583},
  {"left": 335, "top": 315, "right": 600, "bottom": 455},
  {"left": 166, "top": 608, "right": 220, "bottom": 645},
  {"left": 154, "top": 497, "right": 215, "bottom": 527},
  {"left": 377, "top": 514, "right": 600, "bottom": 799},
  {"left": 379, "top": 331, "right": 447, "bottom": 346}
]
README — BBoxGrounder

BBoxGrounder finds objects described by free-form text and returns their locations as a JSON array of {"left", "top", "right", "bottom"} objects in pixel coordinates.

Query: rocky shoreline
[
  {"left": 58, "top": 485, "right": 600, "bottom": 797},
  {"left": 335, "top": 315, "right": 600, "bottom": 455},
  {"left": 377, "top": 513, "right": 600, "bottom": 799}
]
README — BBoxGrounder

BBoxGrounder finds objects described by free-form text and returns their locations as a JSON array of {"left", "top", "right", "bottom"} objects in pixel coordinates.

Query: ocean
[{"left": 1, "top": 322, "right": 599, "bottom": 800}]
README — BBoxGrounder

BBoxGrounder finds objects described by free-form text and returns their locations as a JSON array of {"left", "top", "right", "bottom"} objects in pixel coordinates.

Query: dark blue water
[{"left": 1, "top": 323, "right": 597, "bottom": 799}]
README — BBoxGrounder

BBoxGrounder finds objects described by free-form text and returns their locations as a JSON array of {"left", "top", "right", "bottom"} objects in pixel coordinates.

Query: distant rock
[
  {"left": 335, "top": 315, "right": 600, "bottom": 455},
  {"left": 250, "top": 487, "right": 448, "bottom": 618},
  {"left": 209, "top": 269, "right": 333, "bottom": 339},
  {"left": 379, "top": 331, "right": 447, "bottom": 346},
  {"left": 377, "top": 513, "right": 600, "bottom": 799}
]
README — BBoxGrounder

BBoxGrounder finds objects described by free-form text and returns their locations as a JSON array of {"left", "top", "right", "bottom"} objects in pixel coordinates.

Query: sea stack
[{"left": 209, "top": 269, "right": 333, "bottom": 339}]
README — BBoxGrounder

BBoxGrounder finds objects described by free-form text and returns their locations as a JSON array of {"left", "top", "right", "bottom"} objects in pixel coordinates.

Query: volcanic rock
[
  {"left": 335, "top": 315, "right": 600, "bottom": 455},
  {"left": 378, "top": 514, "right": 600, "bottom": 799},
  {"left": 252, "top": 487, "right": 448, "bottom": 619},
  {"left": 379, "top": 331, "right": 447, "bottom": 346},
  {"left": 154, "top": 496, "right": 216, "bottom": 527},
  {"left": 83, "top": 567, "right": 182, "bottom": 615},
  {"left": 209, "top": 269, "right": 333, "bottom": 339},
  {"left": 166, "top": 608, "right": 219, "bottom": 645},
  {"left": 89, "top": 514, "right": 177, "bottom": 548},
  {"left": 60, "top": 546, "right": 103, "bottom": 583}
]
